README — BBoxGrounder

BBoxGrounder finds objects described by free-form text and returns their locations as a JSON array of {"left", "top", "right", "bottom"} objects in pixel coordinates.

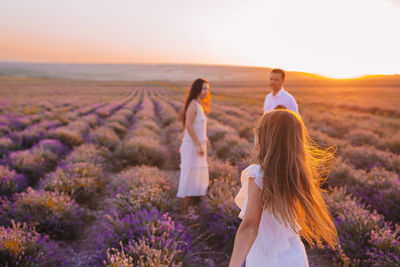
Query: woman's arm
[
  {"left": 229, "top": 177, "right": 263, "bottom": 267},
  {"left": 185, "top": 101, "right": 205, "bottom": 155}
]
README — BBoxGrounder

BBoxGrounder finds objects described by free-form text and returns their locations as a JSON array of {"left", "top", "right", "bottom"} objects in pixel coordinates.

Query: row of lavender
[
  {"left": 85, "top": 89, "right": 239, "bottom": 266},
  {"left": 99, "top": 92, "right": 197, "bottom": 266},
  {"left": 303, "top": 105, "right": 400, "bottom": 154},
  {"left": 0, "top": 89, "right": 143, "bottom": 266},
  {"left": 0, "top": 101, "right": 75, "bottom": 135},
  {"left": 0, "top": 100, "right": 106, "bottom": 155},
  {"left": 1, "top": 90, "right": 140, "bottom": 195}
]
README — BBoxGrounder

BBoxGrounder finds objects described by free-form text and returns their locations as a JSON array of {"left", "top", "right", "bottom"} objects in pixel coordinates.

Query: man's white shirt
[{"left": 263, "top": 87, "right": 299, "bottom": 114}]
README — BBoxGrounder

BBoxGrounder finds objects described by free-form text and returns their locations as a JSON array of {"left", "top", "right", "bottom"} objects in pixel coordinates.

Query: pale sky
[{"left": 0, "top": 0, "right": 399, "bottom": 78}]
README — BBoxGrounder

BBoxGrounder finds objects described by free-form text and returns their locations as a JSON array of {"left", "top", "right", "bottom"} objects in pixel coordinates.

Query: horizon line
[{"left": 1, "top": 59, "right": 399, "bottom": 80}]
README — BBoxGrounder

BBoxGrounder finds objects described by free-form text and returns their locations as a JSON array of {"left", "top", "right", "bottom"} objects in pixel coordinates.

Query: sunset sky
[{"left": 0, "top": 0, "right": 399, "bottom": 78}]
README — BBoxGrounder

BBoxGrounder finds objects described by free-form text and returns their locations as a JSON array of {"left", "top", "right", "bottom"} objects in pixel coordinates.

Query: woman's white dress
[
  {"left": 176, "top": 101, "right": 209, "bottom": 198},
  {"left": 235, "top": 164, "right": 309, "bottom": 267}
]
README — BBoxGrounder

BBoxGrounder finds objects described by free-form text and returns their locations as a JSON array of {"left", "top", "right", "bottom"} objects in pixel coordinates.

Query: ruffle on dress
[
  {"left": 234, "top": 164, "right": 301, "bottom": 231},
  {"left": 234, "top": 164, "right": 263, "bottom": 219}
]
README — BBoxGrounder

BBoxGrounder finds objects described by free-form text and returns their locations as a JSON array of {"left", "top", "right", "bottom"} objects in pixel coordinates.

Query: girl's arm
[{"left": 229, "top": 177, "right": 263, "bottom": 267}]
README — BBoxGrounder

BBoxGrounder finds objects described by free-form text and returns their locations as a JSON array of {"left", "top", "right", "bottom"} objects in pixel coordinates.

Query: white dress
[
  {"left": 234, "top": 164, "right": 309, "bottom": 267},
  {"left": 176, "top": 100, "right": 209, "bottom": 198}
]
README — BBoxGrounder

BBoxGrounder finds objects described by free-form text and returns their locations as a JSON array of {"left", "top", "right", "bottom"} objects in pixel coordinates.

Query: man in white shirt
[{"left": 263, "top": 68, "right": 299, "bottom": 114}]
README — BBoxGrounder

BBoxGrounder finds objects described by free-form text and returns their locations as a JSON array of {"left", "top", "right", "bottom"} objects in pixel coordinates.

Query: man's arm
[
  {"left": 263, "top": 95, "right": 269, "bottom": 113},
  {"left": 288, "top": 96, "right": 299, "bottom": 115}
]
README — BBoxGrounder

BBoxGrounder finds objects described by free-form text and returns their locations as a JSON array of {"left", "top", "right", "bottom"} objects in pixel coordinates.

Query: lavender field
[{"left": 0, "top": 76, "right": 399, "bottom": 266}]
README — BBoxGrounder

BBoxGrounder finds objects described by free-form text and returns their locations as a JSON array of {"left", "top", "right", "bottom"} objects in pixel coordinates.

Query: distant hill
[
  {"left": 0, "top": 58, "right": 22, "bottom": 63},
  {"left": 0, "top": 62, "right": 398, "bottom": 86}
]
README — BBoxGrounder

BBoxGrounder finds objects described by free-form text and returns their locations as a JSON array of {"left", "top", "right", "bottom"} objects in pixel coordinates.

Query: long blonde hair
[{"left": 254, "top": 109, "right": 338, "bottom": 249}]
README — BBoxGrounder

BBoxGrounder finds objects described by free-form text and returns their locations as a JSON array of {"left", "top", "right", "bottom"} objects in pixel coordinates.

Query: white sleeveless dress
[
  {"left": 235, "top": 164, "right": 309, "bottom": 267},
  {"left": 176, "top": 101, "right": 209, "bottom": 198}
]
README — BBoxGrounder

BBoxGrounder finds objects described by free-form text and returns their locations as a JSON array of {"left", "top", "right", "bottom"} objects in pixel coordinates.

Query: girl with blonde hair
[{"left": 229, "top": 109, "right": 338, "bottom": 267}]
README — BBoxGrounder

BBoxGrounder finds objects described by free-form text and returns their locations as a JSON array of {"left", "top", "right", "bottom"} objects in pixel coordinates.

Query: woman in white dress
[
  {"left": 177, "top": 78, "right": 211, "bottom": 213},
  {"left": 229, "top": 109, "right": 338, "bottom": 267}
]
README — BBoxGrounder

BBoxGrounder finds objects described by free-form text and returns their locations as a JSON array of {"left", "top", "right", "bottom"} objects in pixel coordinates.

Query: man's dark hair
[{"left": 271, "top": 68, "right": 285, "bottom": 81}]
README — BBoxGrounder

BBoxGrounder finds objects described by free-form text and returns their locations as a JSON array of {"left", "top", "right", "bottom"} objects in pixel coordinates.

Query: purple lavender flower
[
  {"left": 0, "top": 220, "right": 63, "bottom": 266},
  {"left": 101, "top": 208, "right": 193, "bottom": 265},
  {"left": 0, "top": 166, "right": 28, "bottom": 196},
  {"left": 0, "top": 187, "right": 88, "bottom": 240}
]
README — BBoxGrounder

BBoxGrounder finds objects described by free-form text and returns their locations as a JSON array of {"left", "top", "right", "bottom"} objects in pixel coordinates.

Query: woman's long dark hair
[{"left": 180, "top": 78, "right": 210, "bottom": 128}]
